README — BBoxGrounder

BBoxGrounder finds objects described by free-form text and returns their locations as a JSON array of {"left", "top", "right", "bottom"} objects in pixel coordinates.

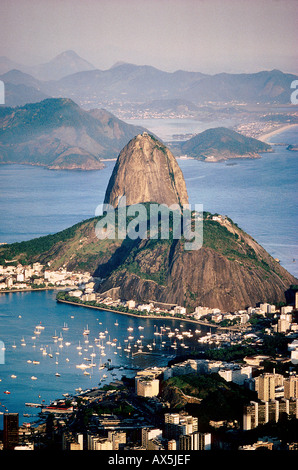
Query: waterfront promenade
[{"left": 56, "top": 297, "right": 240, "bottom": 331}]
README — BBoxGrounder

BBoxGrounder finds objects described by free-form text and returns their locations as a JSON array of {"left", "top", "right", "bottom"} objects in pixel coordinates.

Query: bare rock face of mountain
[
  {"left": 96, "top": 216, "right": 297, "bottom": 312},
  {"left": 104, "top": 133, "right": 189, "bottom": 208}
]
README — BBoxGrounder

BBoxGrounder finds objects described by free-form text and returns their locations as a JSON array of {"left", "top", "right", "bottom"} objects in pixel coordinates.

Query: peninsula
[{"left": 0, "top": 98, "right": 147, "bottom": 169}]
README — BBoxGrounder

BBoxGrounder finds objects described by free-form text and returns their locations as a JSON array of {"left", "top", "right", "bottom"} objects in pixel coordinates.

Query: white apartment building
[
  {"left": 174, "top": 306, "right": 186, "bottom": 315},
  {"left": 218, "top": 365, "right": 252, "bottom": 385},
  {"left": 126, "top": 300, "right": 136, "bottom": 309},
  {"left": 281, "top": 306, "right": 293, "bottom": 314},
  {"left": 135, "top": 377, "right": 159, "bottom": 397}
]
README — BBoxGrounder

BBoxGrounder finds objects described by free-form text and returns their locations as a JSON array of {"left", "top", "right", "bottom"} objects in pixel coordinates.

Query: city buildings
[
  {"left": 164, "top": 413, "right": 198, "bottom": 440},
  {"left": 136, "top": 377, "right": 160, "bottom": 398},
  {"left": 254, "top": 372, "right": 284, "bottom": 402},
  {"left": 179, "top": 432, "right": 211, "bottom": 451},
  {"left": 243, "top": 399, "right": 298, "bottom": 430},
  {"left": 3, "top": 413, "right": 19, "bottom": 450}
]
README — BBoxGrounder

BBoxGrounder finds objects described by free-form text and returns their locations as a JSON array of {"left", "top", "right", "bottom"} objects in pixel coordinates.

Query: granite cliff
[{"left": 104, "top": 133, "right": 189, "bottom": 208}]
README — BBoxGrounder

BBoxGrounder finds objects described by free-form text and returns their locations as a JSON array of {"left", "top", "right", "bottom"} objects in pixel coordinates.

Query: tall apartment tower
[
  {"left": 254, "top": 372, "right": 284, "bottom": 401},
  {"left": 243, "top": 399, "right": 298, "bottom": 430},
  {"left": 179, "top": 432, "right": 211, "bottom": 450},
  {"left": 164, "top": 413, "right": 198, "bottom": 440},
  {"left": 141, "top": 428, "right": 162, "bottom": 449},
  {"left": 3, "top": 413, "right": 19, "bottom": 450},
  {"left": 284, "top": 375, "right": 298, "bottom": 399}
]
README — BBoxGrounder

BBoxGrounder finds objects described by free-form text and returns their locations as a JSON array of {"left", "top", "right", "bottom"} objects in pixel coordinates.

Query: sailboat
[
  {"left": 98, "top": 357, "right": 105, "bottom": 370},
  {"left": 55, "top": 357, "right": 61, "bottom": 376},
  {"left": 83, "top": 325, "right": 90, "bottom": 335}
]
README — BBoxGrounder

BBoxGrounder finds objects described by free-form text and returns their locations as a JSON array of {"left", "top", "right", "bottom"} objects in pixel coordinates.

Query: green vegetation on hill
[
  {"left": 180, "top": 127, "right": 272, "bottom": 160},
  {"left": 0, "top": 220, "right": 85, "bottom": 265},
  {"left": 0, "top": 209, "right": 283, "bottom": 275},
  {"left": 0, "top": 98, "right": 147, "bottom": 168},
  {"left": 203, "top": 218, "right": 271, "bottom": 272},
  {"left": 162, "top": 373, "right": 257, "bottom": 423},
  {"left": 0, "top": 206, "right": 296, "bottom": 311}
]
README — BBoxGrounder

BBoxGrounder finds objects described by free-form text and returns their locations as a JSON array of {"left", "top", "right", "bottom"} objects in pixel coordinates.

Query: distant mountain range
[
  {"left": 0, "top": 98, "right": 147, "bottom": 169},
  {"left": 0, "top": 51, "right": 297, "bottom": 108},
  {"left": 173, "top": 127, "right": 272, "bottom": 161},
  {"left": 49, "top": 64, "right": 298, "bottom": 107},
  {"left": 0, "top": 50, "right": 96, "bottom": 81},
  {"left": 0, "top": 69, "right": 50, "bottom": 106}
]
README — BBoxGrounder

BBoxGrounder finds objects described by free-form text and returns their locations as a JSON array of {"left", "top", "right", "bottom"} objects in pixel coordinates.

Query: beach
[{"left": 258, "top": 124, "right": 298, "bottom": 143}]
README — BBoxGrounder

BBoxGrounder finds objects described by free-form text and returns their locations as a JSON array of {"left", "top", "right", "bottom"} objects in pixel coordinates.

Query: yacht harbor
[{"left": 0, "top": 289, "right": 211, "bottom": 426}]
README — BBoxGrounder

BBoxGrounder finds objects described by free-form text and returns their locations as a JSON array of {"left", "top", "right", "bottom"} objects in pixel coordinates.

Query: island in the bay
[
  {"left": 171, "top": 126, "right": 272, "bottom": 162},
  {"left": 0, "top": 98, "right": 275, "bottom": 169}
]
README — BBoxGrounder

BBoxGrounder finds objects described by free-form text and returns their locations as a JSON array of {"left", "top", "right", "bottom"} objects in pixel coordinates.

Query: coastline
[
  {"left": 257, "top": 124, "right": 298, "bottom": 143},
  {"left": 56, "top": 298, "right": 237, "bottom": 331},
  {"left": 0, "top": 286, "right": 57, "bottom": 294}
]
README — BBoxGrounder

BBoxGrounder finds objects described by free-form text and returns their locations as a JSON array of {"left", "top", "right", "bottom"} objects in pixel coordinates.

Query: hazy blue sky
[{"left": 0, "top": 0, "right": 297, "bottom": 73}]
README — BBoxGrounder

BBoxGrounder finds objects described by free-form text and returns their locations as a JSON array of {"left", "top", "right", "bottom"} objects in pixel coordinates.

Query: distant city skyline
[{"left": 0, "top": 0, "right": 297, "bottom": 74}]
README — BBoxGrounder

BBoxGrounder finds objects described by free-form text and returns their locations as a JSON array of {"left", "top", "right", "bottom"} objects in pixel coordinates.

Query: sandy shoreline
[{"left": 258, "top": 124, "right": 298, "bottom": 143}]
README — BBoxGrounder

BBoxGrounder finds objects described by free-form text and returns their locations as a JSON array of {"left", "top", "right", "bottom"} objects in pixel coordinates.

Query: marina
[{"left": 0, "top": 289, "right": 213, "bottom": 426}]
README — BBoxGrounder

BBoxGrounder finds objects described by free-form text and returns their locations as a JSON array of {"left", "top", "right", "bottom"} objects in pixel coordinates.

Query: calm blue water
[
  {"left": 0, "top": 122, "right": 297, "bottom": 426},
  {"left": 124, "top": 117, "right": 237, "bottom": 142},
  {"left": 0, "top": 163, "right": 114, "bottom": 242},
  {"left": 0, "top": 290, "right": 203, "bottom": 426}
]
